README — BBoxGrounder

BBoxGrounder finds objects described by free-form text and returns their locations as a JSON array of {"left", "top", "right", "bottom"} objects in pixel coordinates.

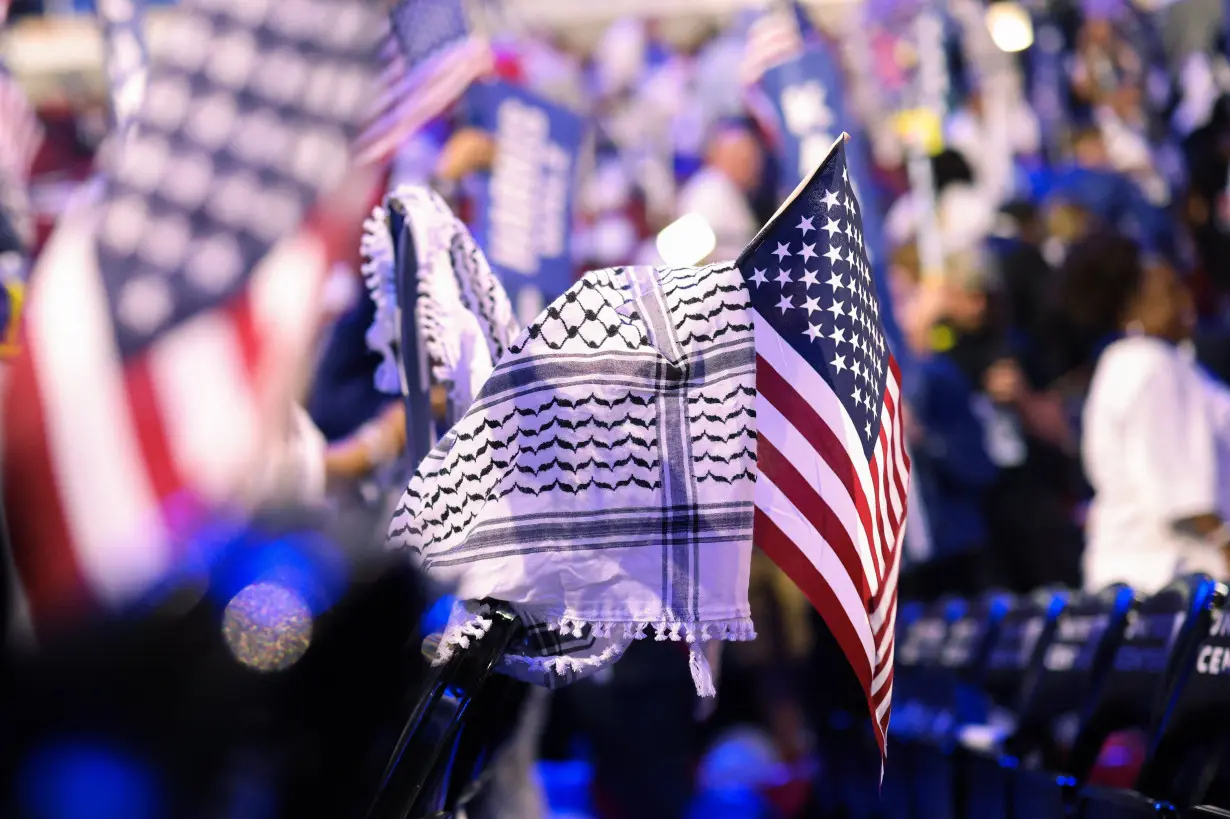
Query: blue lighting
[
  {"left": 209, "top": 528, "right": 347, "bottom": 617},
  {"left": 19, "top": 739, "right": 162, "bottom": 819}
]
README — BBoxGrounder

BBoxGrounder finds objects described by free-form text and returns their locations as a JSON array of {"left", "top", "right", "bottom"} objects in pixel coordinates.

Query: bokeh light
[
  {"left": 656, "top": 212, "right": 717, "bottom": 267},
  {"left": 985, "top": 1, "right": 1035, "bottom": 53},
  {"left": 221, "top": 581, "right": 313, "bottom": 672}
]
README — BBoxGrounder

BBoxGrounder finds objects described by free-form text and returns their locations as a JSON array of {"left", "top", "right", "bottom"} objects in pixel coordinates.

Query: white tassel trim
[
  {"left": 431, "top": 604, "right": 495, "bottom": 666},
  {"left": 502, "top": 614, "right": 755, "bottom": 697}
]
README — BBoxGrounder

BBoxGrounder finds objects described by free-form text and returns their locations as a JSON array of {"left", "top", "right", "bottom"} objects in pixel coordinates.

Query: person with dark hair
[{"left": 1070, "top": 232, "right": 1230, "bottom": 592}]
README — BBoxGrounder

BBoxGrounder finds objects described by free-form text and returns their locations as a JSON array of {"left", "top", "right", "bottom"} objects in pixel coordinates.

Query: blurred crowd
[{"left": 10, "top": 0, "right": 1230, "bottom": 816}]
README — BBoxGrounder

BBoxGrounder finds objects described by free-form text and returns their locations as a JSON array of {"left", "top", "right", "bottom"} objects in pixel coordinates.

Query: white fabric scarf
[{"left": 386, "top": 253, "right": 758, "bottom": 696}]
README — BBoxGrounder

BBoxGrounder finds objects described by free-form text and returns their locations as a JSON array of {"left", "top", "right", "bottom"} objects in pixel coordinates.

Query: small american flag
[
  {"left": 739, "top": 3, "right": 805, "bottom": 87},
  {"left": 737, "top": 135, "right": 908, "bottom": 762},
  {"left": 354, "top": 0, "right": 494, "bottom": 165},
  {"left": 2, "top": 0, "right": 385, "bottom": 629}
]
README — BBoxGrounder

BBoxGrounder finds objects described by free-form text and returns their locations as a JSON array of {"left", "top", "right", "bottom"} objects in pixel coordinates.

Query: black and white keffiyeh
[
  {"left": 388, "top": 260, "right": 758, "bottom": 695},
  {"left": 362, "top": 185, "right": 519, "bottom": 408}
]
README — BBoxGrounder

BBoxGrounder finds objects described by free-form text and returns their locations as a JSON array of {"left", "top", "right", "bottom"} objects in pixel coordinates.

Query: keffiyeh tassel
[{"left": 360, "top": 204, "right": 401, "bottom": 395}]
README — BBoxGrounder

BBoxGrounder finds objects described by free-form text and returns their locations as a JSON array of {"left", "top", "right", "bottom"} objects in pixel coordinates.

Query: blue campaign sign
[
  {"left": 465, "top": 81, "right": 585, "bottom": 327},
  {"left": 759, "top": 46, "right": 900, "bottom": 354}
]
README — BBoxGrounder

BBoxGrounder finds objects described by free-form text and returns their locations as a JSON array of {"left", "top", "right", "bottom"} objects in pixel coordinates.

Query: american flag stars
[{"left": 741, "top": 179, "right": 887, "bottom": 456}]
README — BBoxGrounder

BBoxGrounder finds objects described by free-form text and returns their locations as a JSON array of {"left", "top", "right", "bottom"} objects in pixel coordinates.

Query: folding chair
[
  {"left": 877, "top": 598, "right": 964, "bottom": 819},
  {"left": 1013, "top": 575, "right": 1217, "bottom": 819},
  {"left": 1006, "top": 584, "right": 1137, "bottom": 819},
  {"left": 910, "top": 590, "right": 1014, "bottom": 819},
  {"left": 1077, "top": 577, "right": 1230, "bottom": 819},
  {"left": 364, "top": 604, "right": 524, "bottom": 819},
  {"left": 959, "top": 588, "right": 1070, "bottom": 819}
]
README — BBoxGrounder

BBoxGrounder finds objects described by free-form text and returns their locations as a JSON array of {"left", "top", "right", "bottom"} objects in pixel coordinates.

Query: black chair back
[
  {"left": 1133, "top": 577, "right": 1230, "bottom": 807},
  {"left": 937, "top": 591, "right": 1013, "bottom": 684},
  {"left": 983, "top": 588, "right": 1069, "bottom": 711},
  {"left": 895, "top": 597, "right": 965, "bottom": 713},
  {"left": 1011, "top": 584, "right": 1136, "bottom": 764},
  {"left": 1066, "top": 576, "right": 1213, "bottom": 783}
]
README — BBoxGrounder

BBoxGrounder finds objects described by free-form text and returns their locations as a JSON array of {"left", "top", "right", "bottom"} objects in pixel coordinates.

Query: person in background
[
  {"left": 1069, "top": 14, "right": 1143, "bottom": 114},
  {"left": 1067, "top": 232, "right": 1230, "bottom": 591},
  {"left": 672, "top": 119, "right": 764, "bottom": 262},
  {"left": 1183, "top": 95, "right": 1230, "bottom": 297},
  {"left": 892, "top": 245, "right": 998, "bottom": 601}
]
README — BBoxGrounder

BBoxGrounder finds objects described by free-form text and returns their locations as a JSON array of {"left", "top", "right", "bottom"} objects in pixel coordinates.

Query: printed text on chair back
[
  {"left": 1134, "top": 576, "right": 1229, "bottom": 806},
  {"left": 1066, "top": 577, "right": 1206, "bottom": 783},
  {"left": 984, "top": 588, "right": 1069, "bottom": 709},
  {"left": 1016, "top": 585, "right": 1136, "bottom": 732}
]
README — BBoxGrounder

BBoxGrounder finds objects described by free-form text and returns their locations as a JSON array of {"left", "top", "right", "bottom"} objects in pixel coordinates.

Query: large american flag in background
[
  {"left": 737, "top": 135, "right": 908, "bottom": 762},
  {"left": 355, "top": 0, "right": 494, "bottom": 165},
  {"left": 2, "top": 0, "right": 385, "bottom": 629}
]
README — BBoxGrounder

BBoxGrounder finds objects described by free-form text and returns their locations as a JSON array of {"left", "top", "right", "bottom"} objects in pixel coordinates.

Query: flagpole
[{"left": 906, "top": 0, "right": 947, "bottom": 286}]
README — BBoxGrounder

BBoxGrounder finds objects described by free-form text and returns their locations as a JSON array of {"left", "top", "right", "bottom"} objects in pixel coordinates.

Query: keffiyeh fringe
[
  {"left": 432, "top": 601, "right": 756, "bottom": 697},
  {"left": 361, "top": 184, "right": 520, "bottom": 412},
  {"left": 360, "top": 204, "right": 401, "bottom": 395}
]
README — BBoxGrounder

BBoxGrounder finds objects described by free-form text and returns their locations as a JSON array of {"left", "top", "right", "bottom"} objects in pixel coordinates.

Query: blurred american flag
[
  {"left": 355, "top": 0, "right": 494, "bottom": 165},
  {"left": 739, "top": 3, "right": 805, "bottom": 87},
  {"left": 3, "top": 0, "right": 384, "bottom": 628}
]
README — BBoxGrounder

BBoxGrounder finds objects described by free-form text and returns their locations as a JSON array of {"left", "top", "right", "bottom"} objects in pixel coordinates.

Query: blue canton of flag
[
  {"left": 390, "top": 0, "right": 471, "bottom": 70},
  {"left": 741, "top": 138, "right": 888, "bottom": 457},
  {"left": 94, "top": 0, "right": 385, "bottom": 358}
]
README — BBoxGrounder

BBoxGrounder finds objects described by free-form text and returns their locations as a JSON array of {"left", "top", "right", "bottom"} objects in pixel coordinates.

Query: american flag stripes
[
  {"left": 737, "top": 135, "right": 908, "bottom": 762},
  {"left": 2, "top": 0, "right": 385, "bottom": 629},
  {"left": 354, "top": 0, "right": 494, "bottom": 165}
]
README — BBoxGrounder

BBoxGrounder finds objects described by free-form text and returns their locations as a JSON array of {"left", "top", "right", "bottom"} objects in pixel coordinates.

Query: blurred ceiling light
[
  {"left": 985, "top": 1, "right": 1034, "bottom": 53},
  {"left": 656, "top": 213, "right": 716, "bottom": 267}
]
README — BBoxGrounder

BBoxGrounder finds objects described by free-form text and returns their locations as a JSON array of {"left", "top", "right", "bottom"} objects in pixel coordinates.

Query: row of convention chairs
[{"left": 825, "top": 574, "right": 1230, "bottom": 819}]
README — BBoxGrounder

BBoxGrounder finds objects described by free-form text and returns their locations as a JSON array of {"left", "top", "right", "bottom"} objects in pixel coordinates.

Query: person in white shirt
[
  {"left": 673, "top": 122, "right": 764, "bottom": 263},
  {"left": 1070, "top": 233, "right": 1230, "bottom": 591}
]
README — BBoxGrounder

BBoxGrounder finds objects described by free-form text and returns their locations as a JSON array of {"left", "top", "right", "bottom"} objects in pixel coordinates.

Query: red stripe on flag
[
  {"left": 228, "top": 294, "right": 262, "bottom": 381},
  {"left": 756, "top": 507, "right": 873, "bottom": 693},
  {"left": 756, "top": 355, "right": 876, "bottom": 549},
  {"left": 2, "top": 327, "right": 92, "bottom": 626},
  {"left": 124, "top": 358, "right": 184, "bottom": 506},
  {"left": 758, "top": 435, "right": 869, "bottom": 600}
]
